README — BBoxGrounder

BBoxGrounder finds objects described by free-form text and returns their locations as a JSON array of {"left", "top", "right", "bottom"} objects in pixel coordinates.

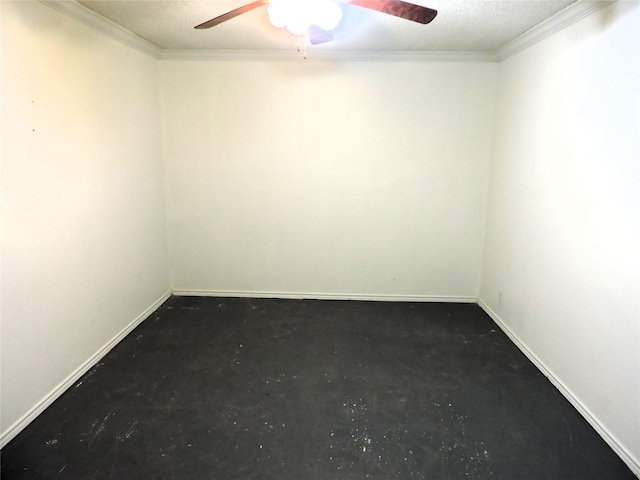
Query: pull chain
[{"left": 296, "top": 33, "right": 308, "bottom": 59}]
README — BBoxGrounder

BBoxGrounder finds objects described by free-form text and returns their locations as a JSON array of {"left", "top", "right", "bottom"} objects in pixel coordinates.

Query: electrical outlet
[{"left": 498, "top": 289, "right": 504, "bottom": 304}]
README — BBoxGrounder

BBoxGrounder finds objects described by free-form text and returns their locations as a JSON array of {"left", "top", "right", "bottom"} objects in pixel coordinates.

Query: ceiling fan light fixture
[
  {"left": 315, "top": 1, "right": 342, "bottom": 30},
  {"left": 267, "top": 0, "right": 343, "bottom": 35}
]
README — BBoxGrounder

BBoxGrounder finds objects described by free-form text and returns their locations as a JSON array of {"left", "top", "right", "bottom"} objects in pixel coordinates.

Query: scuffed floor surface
[{"left": 1, "top": 296, "right": 636, "bottom": 479}]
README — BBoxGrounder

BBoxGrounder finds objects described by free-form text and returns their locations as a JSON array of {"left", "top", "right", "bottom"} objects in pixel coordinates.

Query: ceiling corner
[
  {"left": 38, "top": 0, "right": 163, "bottom": 59},
  {"left": 493, "top": 0, "right": 616, "bottom": 62}
]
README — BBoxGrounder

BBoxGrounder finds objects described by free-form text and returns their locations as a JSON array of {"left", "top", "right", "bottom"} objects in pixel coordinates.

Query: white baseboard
[
  {"left": 477, "top": 298, "right": 640, "bottom": 478},
  {"left": 171, "top": 289, "right": 477, "bottom": 303},
  {"left": 0, "top": 290, "right": 172, "bottom": 449}
]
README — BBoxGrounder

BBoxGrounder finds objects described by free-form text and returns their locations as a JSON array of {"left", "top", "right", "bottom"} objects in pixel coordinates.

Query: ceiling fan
[{"left": 194, "top": 0, "right": 438, "bottom": 46}]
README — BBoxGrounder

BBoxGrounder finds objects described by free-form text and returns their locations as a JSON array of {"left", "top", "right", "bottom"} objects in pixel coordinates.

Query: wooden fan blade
[
  {"left": 195, "top": 0, "right": 267, "bottom": 29},
  {"left": 347, "top": 0, "right": 437, "bottom": 24}
]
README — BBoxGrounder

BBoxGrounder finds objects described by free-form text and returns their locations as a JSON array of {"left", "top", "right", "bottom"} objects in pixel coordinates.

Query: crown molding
[
  {"left": 40, "top": 0, "right": 614, "bottom": 64},
  {"left": 493, "top": 0, "right": 616, "bottom": 62},
  {"left": 38, "top": 0, "right": 162, "bottom": 59},
  {"left": 160, "top": 49, "right": 496, "bottom": 62}
]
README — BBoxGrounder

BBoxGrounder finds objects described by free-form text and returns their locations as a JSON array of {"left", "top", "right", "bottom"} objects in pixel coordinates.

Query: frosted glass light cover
[
  {"left": 267, "top": 0, "right": 343, "bottom": 35},
  {"left": 314, "top": 1, "right": 342, "bottom": 30}
]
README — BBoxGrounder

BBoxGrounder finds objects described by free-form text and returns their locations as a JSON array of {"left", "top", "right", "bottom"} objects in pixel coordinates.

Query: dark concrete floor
[{"left": 1, "top": 296, "right": 635, "bottom": 479}]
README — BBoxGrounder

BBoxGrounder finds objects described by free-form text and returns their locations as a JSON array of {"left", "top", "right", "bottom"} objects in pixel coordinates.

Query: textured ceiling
[{"left": 77, "top": 0, "right": 579, "bottom": 52}]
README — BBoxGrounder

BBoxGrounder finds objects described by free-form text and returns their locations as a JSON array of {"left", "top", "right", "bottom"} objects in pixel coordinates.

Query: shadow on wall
[{"left": 592, "top": 0, "right": 636, "bottom": 33}]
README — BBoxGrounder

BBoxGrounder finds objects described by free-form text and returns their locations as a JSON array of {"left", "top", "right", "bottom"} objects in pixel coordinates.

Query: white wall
[
  {"left": 479, "top": 1, "right": 639, "bottom": 471},
  {"left": 0, "top": 1, "right": 170, "bottom": 444},
  {"left": 161, "top": 59, "right": 495, "bottom": 300}
]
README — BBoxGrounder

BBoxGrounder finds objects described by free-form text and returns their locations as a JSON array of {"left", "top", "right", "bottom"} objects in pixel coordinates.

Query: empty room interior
[{"left": 1, "top": 0, "right": 639, "bottom": 478}]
